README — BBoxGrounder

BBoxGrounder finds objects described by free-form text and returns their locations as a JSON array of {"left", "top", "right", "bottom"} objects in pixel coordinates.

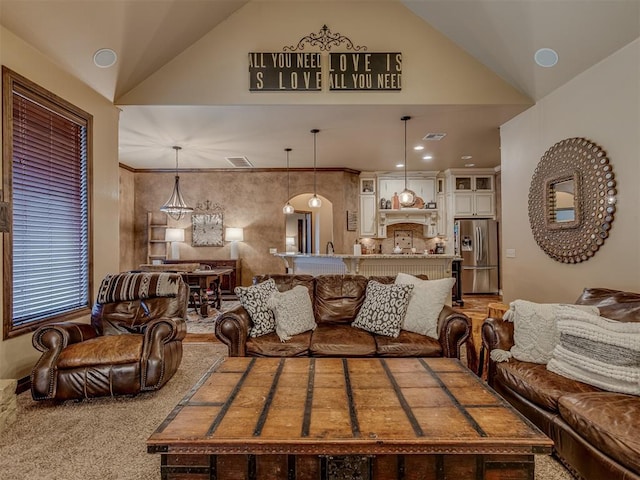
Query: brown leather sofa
[
  {"left": 482, "top": 288, "right": 640, "bottom": 480},
  {"left": 215, "top": 274, "right": 471, "bottom": 362},
  {"left": 31, "top": 272, "right": 188, "bottom": 401}
]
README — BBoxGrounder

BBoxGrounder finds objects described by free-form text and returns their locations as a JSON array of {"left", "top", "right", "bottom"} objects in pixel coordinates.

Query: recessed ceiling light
[
  {"left": 422, "top": 155, "right": 433, "bottom": 160},
  {"left": 464, "top": 163, "right": 476, "bottom": 167},
  {"left": 413, "top": 145, "right": 424, "bottom": 151},
  {"left": 534, "top": 48, "right": 558, "bottom": 67},
  {"left": 461, "top": 155, "right": 473, "bottom": 160},
  {"left": 396, "top": 163, "right": 404, "bottom": 168},
  {"left": 93, "top": 48, "right": 117, "bottom": 68}
]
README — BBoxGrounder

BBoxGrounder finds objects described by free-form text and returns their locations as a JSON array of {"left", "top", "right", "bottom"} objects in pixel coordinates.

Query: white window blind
[{"left": 10, "top": 82, "right": 90, "bottom": 327}]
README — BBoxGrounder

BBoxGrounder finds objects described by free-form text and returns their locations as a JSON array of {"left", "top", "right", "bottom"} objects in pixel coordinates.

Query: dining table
[{"left": 184, "top": 268, "right": 233, "bottom": 316}]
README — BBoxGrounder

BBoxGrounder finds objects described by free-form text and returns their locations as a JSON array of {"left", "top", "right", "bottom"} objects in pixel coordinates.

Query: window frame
[{"left": 2, "top": 66, "right": 93, "bottom": 339}]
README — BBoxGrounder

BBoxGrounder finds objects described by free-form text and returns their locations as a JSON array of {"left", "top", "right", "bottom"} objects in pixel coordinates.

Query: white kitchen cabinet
[
  {"left": 474, "top": 192, "right": 495, "bottom": 216},
  {"left": 452, "top": 175, "right": 493, "bottom": 192},
  {"left": 446, "top": 169, "right": 495, "bottom": 218},
  {"left": 377, "top": 178, "right": 405, "bottom": 204},
  {"left": 453, "top": 191, "right": 494, "bottom": 217},
  {"left": 359, "top": 195, "right": 377, "bottom": 237},
  {"left": 379, "top": 176, "right": 436, "bottom": 205},
  {"left": 407, "top": 177, "right": 436, "bottom": 203},
  {"left": 436, "top": 192, "right": 446, "bottom": 236}
]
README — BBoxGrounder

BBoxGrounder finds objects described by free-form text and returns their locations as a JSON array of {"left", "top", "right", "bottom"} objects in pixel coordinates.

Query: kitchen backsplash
[{"left": 359, "top": 223, "right": 447, "bottom": 254}]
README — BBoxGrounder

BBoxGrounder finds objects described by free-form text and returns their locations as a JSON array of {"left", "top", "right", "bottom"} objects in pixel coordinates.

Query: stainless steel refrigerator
[{"left": 455, "top": 219, "right": 499, "bottom": 294}]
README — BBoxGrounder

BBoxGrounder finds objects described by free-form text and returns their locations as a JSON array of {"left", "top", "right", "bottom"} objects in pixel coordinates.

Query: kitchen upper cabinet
[
  {"left": 359, "top": 195, "right": 377, "bottom": 237},
  {"left": 379, "top": 176, "right": 436, "bottom": 205},
  {"left": 446, "top": 169, "right": 496, "bottom": 218},
  {"left": 436, "top": 192, "right": 446, "bottom": 235},
  {"left": 377, "top": 178, "right": 405, "bottom": 203},
  {"left": 453, "top": 191, "right": 494, "bottom": 217},
  {"left": 452, "top": 175, "right": 493, "bottom": 192},
  {"left": 407, "top": 177, "right": 436, "bottom": 203},
  {"left": 474, "top": 192, "right": 495, "bottom": 216}
]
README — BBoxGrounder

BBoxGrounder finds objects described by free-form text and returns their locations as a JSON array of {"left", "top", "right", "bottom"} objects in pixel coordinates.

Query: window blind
[{"left": 11, "top": 89, "right": 90, "bottom": 326}]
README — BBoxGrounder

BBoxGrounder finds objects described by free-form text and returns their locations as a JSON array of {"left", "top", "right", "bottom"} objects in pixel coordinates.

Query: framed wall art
[
  {"left": 360, "top": 178, "right": 375, "bottom": 195},
  {"left": 192, "top": 213, "right": 224, "bottom": 246},
  {"left": 346, "top": 210, "right": 358, "bottom": 231}
]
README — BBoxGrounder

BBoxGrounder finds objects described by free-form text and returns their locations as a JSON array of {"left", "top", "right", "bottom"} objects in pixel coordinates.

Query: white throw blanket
[
  {"left": 490, "top": 300, "right": 599, "bottom": 364},
  {"left": 547, "top": 306, "right": 640, "bottom": 395}
]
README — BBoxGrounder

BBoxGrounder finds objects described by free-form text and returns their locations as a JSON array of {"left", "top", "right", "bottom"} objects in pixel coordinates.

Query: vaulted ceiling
[{"left": 1, "top": 0, "right": 638, "bottom": 171}]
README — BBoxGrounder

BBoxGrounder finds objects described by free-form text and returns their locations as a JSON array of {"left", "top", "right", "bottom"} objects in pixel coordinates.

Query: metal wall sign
[
  {"left": 329, "top": 53, "right": 401, "bottom": 90},
  {"left": 248, "top": 26, "right": 402, "bottom": 92},
  {"left": 249, "top": 52, "right": 322, "bottom": 91},
  {"left": 248, "top": 52, "right": 402, "bottom": 91}
]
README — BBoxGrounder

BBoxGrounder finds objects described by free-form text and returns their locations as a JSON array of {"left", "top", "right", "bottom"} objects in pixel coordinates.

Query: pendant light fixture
[
  {"left": 399, "top": 116, "right": 416, "bottom": 207},
  {"left": 160, "top": 146, "right": 194, "bottom": 220},
  {"left": 308, "top": 129, "right": 322, "bottom": 208},
  {"left": 283, "top": 147, "right": 295, "bottom": 214}
]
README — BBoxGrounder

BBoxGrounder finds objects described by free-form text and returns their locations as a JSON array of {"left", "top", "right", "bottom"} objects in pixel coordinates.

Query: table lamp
[
  {"left": 165, "top": 228, "right": 184, "bottom": 260},
  {"left": 225, "top": 227, "right": 244, "bottom": 260}
]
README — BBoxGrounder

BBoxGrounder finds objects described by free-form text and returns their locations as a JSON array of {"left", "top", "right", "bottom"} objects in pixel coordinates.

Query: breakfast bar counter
[{"left": 274, "top": 253, "right": 460, "bottom": 280}]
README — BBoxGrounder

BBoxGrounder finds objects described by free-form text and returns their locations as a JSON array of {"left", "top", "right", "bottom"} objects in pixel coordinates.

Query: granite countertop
[{"left": 274, "top": 253, "right": 461, "bottom": 259}]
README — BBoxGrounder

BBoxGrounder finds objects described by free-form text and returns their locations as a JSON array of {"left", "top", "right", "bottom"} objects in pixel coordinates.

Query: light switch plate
[
  {"left": 269, "top": 248, "right": 277, "bottom": 254},
  {"left": 506, "top": 248, "right": 516, "bottom": 258}
]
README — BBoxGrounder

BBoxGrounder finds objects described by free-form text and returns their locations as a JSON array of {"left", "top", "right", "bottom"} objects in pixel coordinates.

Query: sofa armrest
[
  {"left": 31, "top": 322, "right": 99, "bottom": 400},
  {"left": 142, "top": 317, "right": 187, "bottom": 389},
  {"left": 215, "top": 304, "right": 251, "bottom": 356},
  {"left": 481, "top": 317, "right": 515, "bottom": 384},
  {"left": 142, "top": 317, "right": 187, "bottom": 345},
  {"left": 32, "top": 322, "right": 99, "bottom": 352},
  {"left": 436, "top": 306, "right": 471, "bottom": 362}
]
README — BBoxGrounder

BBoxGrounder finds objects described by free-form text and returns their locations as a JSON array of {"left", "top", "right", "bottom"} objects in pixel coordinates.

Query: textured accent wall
[
  {"left": 119, "top": 168, "right": 136, "bottom": 271},
  {"left": 130, "top": 169, "right": 360, "bottom": 286}
]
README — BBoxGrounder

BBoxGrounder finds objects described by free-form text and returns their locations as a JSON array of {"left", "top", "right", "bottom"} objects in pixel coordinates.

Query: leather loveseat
[
  {"left": 482, "top": 288, "right": 640, "bottom": 480},
  {"left": 215, "top": 274, "right": 471, "bottom": 362}
]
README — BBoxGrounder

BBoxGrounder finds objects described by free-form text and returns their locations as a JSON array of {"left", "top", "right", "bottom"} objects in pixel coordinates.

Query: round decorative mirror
[{"left": 528, "top": 137, "right": 616, "bottom": 263}]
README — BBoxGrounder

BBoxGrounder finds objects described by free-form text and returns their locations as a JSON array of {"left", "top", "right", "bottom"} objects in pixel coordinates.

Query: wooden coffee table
[{"left": 148, "top": 357, "right": 552, "bottom": 480}]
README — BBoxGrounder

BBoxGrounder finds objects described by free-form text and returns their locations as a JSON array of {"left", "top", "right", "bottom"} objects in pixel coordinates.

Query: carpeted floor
[{"left": 0, "top": 343, "right": 227, "bottom": 480}]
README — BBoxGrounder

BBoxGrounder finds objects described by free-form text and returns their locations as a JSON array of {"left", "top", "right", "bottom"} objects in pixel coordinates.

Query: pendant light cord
[
  {"left": 286, "top": 148, "right": 291, "bottom": 198},
  {"left": 313, "top": 130, "right": 317, "bottom": 193},
  {"left": 311, "top": 129, "right": 319, "bottom": 194},
  {"left": 173, "top": 145, "right": 181, "bottom": 177},
  {"left": 402, "top": 116, "right": 410, "bottom": 189}
]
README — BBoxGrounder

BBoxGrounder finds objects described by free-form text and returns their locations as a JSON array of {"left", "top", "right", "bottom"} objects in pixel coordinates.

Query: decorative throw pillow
[
  {"left": 547, "top": 306, "right": 640, "bottom": 395},
  {"left": 267, "top": 286, "right": 317, "bottom": 342},
  {"left": 490, "top": 300, "right": 600, "bottom": 364},
  {"left": 352, "top": 281, "right": 413, "bottom": 338},
  {"left": 395, "top": 273, "right": 456, "bottom": 339},
  {"left": 234, "top": 279, "right": 278, "bottom": 337}
]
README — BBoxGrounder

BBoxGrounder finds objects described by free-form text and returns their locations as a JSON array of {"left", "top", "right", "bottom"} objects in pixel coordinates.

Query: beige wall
[
  {"left": 119, "top": 1, "right": 530, "bottom": 107},
  {"left": 132, "top": 169, "right": 359, "bottom": 286},
  {"left": 500, "top": 39, "right": 640, "bottom": 303},
  {"left": 0, "top": 26, "right": 121, "bottom": 379}
]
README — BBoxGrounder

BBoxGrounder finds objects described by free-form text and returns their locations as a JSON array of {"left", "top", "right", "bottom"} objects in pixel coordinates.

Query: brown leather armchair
[{"left": 31, "top": 272, "right": 188, "bottom": 401}]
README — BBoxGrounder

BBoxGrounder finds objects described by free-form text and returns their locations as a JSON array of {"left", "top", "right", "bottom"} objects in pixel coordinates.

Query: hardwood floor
[
  {"left": 457, "top": 294, "right": 504, "bottom": 375},
  {"left": 458, "top": 294, "right": 503, "bottom": 318}
]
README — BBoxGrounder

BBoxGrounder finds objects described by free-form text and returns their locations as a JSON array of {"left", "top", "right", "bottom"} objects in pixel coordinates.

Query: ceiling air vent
[
  {"left": 225, "top": 156, "right": 253, "bottom": 168},
  {"left": 423, "top": 133, "right": 447, "bottom": 141}
]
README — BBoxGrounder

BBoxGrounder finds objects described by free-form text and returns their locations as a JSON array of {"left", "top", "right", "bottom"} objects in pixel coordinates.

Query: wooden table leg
[
  {"left": 213, "top": 276, "right": 222, "bottom": 309},
  {"left": 199, "top": 278, "right": 210, "bottom": 317}
]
